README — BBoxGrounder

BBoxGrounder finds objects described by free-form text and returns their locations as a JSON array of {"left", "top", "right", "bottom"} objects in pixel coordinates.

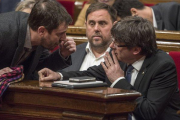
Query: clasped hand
[{"left": 59, "top": 37, "right": 76, "bottom": 58}]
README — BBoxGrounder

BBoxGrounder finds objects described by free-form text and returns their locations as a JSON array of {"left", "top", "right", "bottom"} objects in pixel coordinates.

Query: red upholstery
[
  {"left": 144, "top": 3, "right": 155, "bottom": 7},
  {"left": 169, "top": 51, "right": 180, "bottom": 92},
  {"left": 56, "top": 0, "right": 75, "bottom": 24}
]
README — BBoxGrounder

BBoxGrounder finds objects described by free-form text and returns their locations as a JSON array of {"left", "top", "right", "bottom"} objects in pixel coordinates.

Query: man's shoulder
[
  {"left": 70, "top": 42, "right": 88, "bottom": 57},
  {"left": 0, "top": 11, "right": 29, "bottom": 19},
  {"left": 154, "top": 2, "right": 180, "bottom": 8},
  {"left": 155, "top": 50, "right": 174, "bottom": 63},
  {"left": 76, "top": 42, "right": 88, "bottom": 49}
]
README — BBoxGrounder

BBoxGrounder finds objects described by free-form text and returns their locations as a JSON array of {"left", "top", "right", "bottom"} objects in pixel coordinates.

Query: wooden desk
[{"left": 0, "top": 80, "right": 141, "bottom": 120}]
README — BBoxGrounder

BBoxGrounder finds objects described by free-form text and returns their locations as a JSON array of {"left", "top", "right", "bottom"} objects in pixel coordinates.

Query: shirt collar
[
  {"left": 24, "top": 25, "right": 32, "bottom": 51},
  {"left": 151, "top": 8, "right": 157, "bottom": 29},
  {"left": 132, "top": 56, "right": 146, "bottom": 71},
  {"left": 85, "top": 42, "right": 111, "bottom": 58}
]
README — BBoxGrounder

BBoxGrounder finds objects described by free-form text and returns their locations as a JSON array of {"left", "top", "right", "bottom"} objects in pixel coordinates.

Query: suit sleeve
[
  {"left": 61, "top": 64, "right": 107, "bottom": 81},
  {"left": 169, "top": 2, "right": 180, "bottom": 30},
  {"left": 36, "top": 49, "right": 72, "bottom": 71}
]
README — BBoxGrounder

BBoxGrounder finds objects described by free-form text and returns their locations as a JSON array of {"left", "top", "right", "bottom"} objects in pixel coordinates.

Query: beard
[
  {"left": 41, "top": 37, "right": 55, "bottom": 50},
  {"left": 89, "top": 36, "right": 111, "bottom": 48}
]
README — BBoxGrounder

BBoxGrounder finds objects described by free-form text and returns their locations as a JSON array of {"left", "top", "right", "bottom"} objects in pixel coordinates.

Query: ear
[
  {"left": 130, "top": 8, "right": 138, "bottom": 16},
  {"left": 133, "top": 47, "right": 141, "bottom": 55},
  {"left": 85, "top": 21, "right": 87, "bottom": 26},
  {"left": 37, "top": 26, "right": 46, "bottom": 36}
]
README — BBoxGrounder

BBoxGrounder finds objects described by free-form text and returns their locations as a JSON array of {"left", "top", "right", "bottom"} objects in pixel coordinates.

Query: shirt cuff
[
  {"left": 110, "top": 77, "right": 125, "bottom": 88},
  {"left": 58, "top": 72, "right": 63, "bottom": 81}
]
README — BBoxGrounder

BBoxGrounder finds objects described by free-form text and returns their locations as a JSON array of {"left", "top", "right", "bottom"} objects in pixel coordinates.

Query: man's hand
[
  {"left": 101, "top": 51, "right": 124, "bottom": 83},
  {"left": 38, "top": 68, "right": 61, "bottom": 81},
  {"left": 59, "top": 37, "right": 76, "bottom": 58},
  {"left": 0, "top": 67, "right": 13, "bottom": 76}
]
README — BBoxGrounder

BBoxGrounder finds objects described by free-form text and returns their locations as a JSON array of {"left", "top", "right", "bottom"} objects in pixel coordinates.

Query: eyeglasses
[{"left": 112, "top": 41, "right": 128, "bottom": 48}]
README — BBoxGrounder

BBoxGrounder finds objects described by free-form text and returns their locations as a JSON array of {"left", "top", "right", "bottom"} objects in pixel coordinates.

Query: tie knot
[{"left": 127, "top": 65, "right": 134, "bottom": 73}]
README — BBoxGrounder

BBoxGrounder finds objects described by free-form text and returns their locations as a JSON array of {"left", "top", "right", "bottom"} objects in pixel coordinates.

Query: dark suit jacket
[
  {"left": 0, "top": 0, "right": 20, "bottom": 13},
  {"left": 152, "top": 2, "right": 180, "bottom": 30},
  {"left": 61, "top": 50, "right": 180, "bottom": 120},
  {"left": 61, "top": 42, "right": 87, "bottom": 72},
  {"left": 0, "top": 11, "right": 71, "bottom": 80}
]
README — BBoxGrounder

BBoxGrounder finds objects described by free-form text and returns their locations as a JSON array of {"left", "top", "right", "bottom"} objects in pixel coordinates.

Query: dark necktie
[
  {"left": 126, "top": 65, "right": 134, "bottom": 83},
  {"left": 126, "top": 65, "right": 134, "bottom": 120}
]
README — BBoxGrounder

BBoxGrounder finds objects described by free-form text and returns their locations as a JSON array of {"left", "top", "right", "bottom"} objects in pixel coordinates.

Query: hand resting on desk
[{"left": 38, "top": 68, "right": 61, "bottom": 81}]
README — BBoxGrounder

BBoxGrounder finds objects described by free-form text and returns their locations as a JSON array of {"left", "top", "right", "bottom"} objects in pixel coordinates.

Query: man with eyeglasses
[{"left": 38, "top": 16, "right": 180, "bottom": 120}]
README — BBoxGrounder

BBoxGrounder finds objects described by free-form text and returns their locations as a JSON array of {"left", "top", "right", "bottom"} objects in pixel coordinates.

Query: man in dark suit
[
  {"left": 0, "top": 0, "right": 76, "bottom": 79},
  {"left": 38, "top": 16, "right": 180, "bottom": 120},
  {"left": 113, "top": 0, "right": 180, "bottom": 31},
  {"left": 62, "top": 3, "right": 117, "bottom": 72}
]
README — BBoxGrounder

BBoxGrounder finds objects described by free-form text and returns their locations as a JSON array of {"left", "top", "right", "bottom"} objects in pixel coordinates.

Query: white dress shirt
[
  {"left": 80, "top": 42, "right": 110, "bottom": 71},
  {"left": 152, "top": 8, "right": 158, "bottom": 29},
  {"left": 59, "top": 42, "right": 110, "bottom": 80}
]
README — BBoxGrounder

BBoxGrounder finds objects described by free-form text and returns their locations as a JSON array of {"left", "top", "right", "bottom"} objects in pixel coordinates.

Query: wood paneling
[{"left": 67, "top": 26, "right": 180, "bottom": 52}]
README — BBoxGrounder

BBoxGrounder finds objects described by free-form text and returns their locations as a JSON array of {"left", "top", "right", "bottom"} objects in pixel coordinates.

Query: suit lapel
[
  {"left": 134, "top": 54, "right": 156, "bottom": 90},
  {"left": 71, "top": 49, "right": 87, "bottom": 71},
  {"left": 25, "top": 46, "right": 43, "bottom": 79},
  {"left": 11, "top": 42, "right": 25, "bottom": 66}
]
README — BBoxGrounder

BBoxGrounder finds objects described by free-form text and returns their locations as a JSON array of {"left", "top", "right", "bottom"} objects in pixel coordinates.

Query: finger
[
  {"left": 39, "top": 73, "right": 43, "bottom": 81},
  {"left": 41, "top": 75, "right": 53, "bottom": 81},
  {"left": 106, "top": 52, "right": 114, "bottom": 65},
  {"left": 64, "top": 41, "right": 76, "bottom": 48},
  {"left": 104, "top": 52, "right": 111, "bottom": 67},
  {"left": 59, "top": 41, "right": 65, "bottom": 48},
  {"left": 69, "top": 47, "right": 76, "bottom": 52},
  {"left": 101, "top": 62, "right": 108, "bottom": 72},
  {"left": 111, "top": 50, "right": 119, "bottom": 64},
  {"left": 38, "top": 68, "right": 47, "bottom": 81},
  {"left": 103, "top": 55, "right": 110, "bottom": 68}
]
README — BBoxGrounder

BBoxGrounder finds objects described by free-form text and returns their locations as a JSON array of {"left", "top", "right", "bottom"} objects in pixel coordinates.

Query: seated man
[
  {"left": 113, "top": 0, "right": 180, "bottom": 30},
  {"left": 61, "top": 3, "right": 117, "bottom": 72},
  {"left": 38, "top": 16, "right": 180, "bottom": 120}
]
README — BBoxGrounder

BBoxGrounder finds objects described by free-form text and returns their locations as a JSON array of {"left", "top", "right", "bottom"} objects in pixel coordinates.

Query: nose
[
  {"left": 94, "top": 24, "right": 100, "bottom": 32},
  {"left": 110, "top": 42, "right": 116, "bottom": 49}
]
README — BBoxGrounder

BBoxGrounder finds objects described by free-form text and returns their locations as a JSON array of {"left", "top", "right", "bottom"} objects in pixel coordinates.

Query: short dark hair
[
  {"left": 28, "top": 0, "right": 72, "bottom": 33},
  {"left": 111, "top": 16, "right": 157, "bottom": 56},
  {"left": 85, "top": 2, "right": 117, "bottom": 23},
  {"left": 113, "top": 0, "right": 144, "bottom": 19}
]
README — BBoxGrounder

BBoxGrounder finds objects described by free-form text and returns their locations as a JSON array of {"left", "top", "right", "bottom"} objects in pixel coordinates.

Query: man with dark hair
[
  {"left": 0, "top": 0, "right": 76, "bottom": 79},
  {"left": 113, "top": 0, "right": 180, "bottom": 30},
  {"left": 61, "top": 3, "right": 117, "bottom": 72},
  {"left": 39, "top": 16, "right": 180, "bottom": 120}
]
